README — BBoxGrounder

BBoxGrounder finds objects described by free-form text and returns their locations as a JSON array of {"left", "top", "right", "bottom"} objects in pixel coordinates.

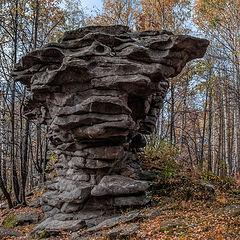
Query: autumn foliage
[{"left": 90, "top": 0, "right": 190, "bottom": 33}]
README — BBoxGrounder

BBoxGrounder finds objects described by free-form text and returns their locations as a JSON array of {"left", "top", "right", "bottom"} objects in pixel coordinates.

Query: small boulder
[
  {"left": 32, "top": 218, "right": 86, "bottom": 236},
  {"left": 0, "top": 226, "right": 22, "bottom": 238},
  {"left": 86, "top": 210, "right": 144, "bottom": 233},
  {"left": 158, "top": 221, "right": 185, "bottom": 232},
  {"left": 214, "top": 204, "right": 240, "bottom": 217},
  {"left": 2, "top": 209, "right": 41, "bottom": 227},
  {"left": 91, "top": 175, "right": 149, "bottom": 196},
  {"left": 15, "top": 212, "right": 40, "bottom": 226},
  {"left": 97, "top": 223, "right": 140, "bottom": 240}
]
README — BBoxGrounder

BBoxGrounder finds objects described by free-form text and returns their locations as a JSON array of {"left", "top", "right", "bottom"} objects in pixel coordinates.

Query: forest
[{"left": 0, "top": 0, "right": 240, "bottom": 239}]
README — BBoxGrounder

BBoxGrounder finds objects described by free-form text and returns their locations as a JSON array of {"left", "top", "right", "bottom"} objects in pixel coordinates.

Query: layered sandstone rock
[{"left": 13, "top": 25, "right": 208, "bottom": 230}]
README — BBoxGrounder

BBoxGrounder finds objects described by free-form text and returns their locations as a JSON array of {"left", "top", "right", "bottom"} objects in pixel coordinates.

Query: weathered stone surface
[
  {"left": 61, "top": 202, "right": 83, "bottom": 213},
  {"left": 113, "top": 193, "right": 150, "bottom": 206},
  {"left": 85, "top": 159, "right": 113, "bottom": 169},
  {"left": 0, "top": 227, "right": 22, "bottom": 238},
  {"left": 58, "top": 183, "right": 92, "bottom": 203},
  {"left": 94, "top": 223, "right": 140, "bottom": 240},
  {"left": 91, "top": 175, "right": 149, "bottom": 196},
  {"left": 71, "top": 207, "right": 166, "bottom": 239},
  {"left": 16, "top": 214, "right": 40, "bottom": 226},
  {"left": 41, "top": 191, "right": 62, "bottom": 208},
  {"left": 214, "top": 204, "right": 240, "bottom": 217},
  {"left": 32, "top": 218, "right": 86, "bottom": 234},
  {"left": 28, "top": 198, "right": 41, "bottom": 208},
  {"left": 157, "top": 221, "right": 186, "bottom": 232},
  {"left": 73, "top": 210, "right": 105, "bottom": 221},
  {"left": 13, "top": 25, "right": 208, "bottom": 231},
  {"left": 86, "top": 210, "right": 144, "bottom": 233},
  {"left": 2, "top": 209, "right": 41, "bottom": 227},
  {"left": 53, "top": 213, "right": 75, "bottom": 221},
  {"left": 84, "top": 146, "right": 125, "bottom": 160},
  {"left": 42, "top": 207, "right": 61, "bottom": 219},
  {"left": 15, "top": 211, "right": 41, "bottom": 226}
]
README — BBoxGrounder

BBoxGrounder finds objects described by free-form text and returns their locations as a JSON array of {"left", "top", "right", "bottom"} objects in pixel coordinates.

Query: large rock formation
[{"left": 13, "top": 25, "right": 208, "bottom": 230}]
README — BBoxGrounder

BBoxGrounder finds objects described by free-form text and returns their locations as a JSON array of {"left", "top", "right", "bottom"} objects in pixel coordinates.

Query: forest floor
[
  {"left": 132, "top": 194, "right": 240, "bottom": 240},
  {"left": 0, "top": 191, "right": 240, "bottom": 239},
  {"left": 1, "top": 156, "right": 240, "bottom": 239}
]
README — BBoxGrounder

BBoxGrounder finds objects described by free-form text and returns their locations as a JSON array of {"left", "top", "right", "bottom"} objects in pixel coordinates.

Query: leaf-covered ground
[
  {"left": 134, "top": 196, "right": 240, "bottom": 239},
  {"left": 1, "top": 193, "right": 240, "bottom": 239}
]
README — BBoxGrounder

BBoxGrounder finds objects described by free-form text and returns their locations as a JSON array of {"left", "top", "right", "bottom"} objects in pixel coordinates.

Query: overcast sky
[{"left": 81, "top": 0, "right": 103, "bottom": 14}]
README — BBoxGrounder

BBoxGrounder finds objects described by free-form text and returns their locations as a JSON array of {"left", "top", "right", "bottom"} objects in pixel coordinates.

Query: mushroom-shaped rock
[{"left": 13, "top": 25, "right": 209, "bottom": 231}]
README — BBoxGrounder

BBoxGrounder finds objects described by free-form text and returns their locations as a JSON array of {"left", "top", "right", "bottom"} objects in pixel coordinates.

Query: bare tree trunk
[
  {"left": 218, "top": 95, "right": 224, "bottom": 176},
  {"left": 235, "top": 56, "right": 240, "bottom": 174},
  {"left": 160, "top": 108, "right": 164, "bottom": 139},
  {"left": 193, "top": 116, "right": 200, "bottom": 165},
  {"left": 11, "top": 0, "right": 20, "bottom": 204},
  {"left": 34, "top": 0, "right": 39, "bottom": 49},
  {"left": 179, "top": 96, "right": 186, "bottom": 162},
  {"left": 0, "top": 93, "right": 7, "bottom": 186},
  {"left": 42, "top": 126, "right": 48, "bottom": 182},
  {"left": 28, "top": 130, "right": 35, "bottom": 190},
  {"left": 233, "top": 109, "right": 239, "bottom": 175},
  {"left": 229, "top": 107, "right": 234, "bottom": 176},
  {"left": 200, "top": 88, "right": 208, "bottom": 168},
  {"left": 35, "top": 123, "right": 44, "bottom": 180},
  {"left": 208, "top": 85, "right": 213, "bottom": 172},
  {"left": 170, "top": 83, "right": 175, "bottom": 145},
  {"left": 0, "top": 91, "right": 13, "bottom": 207},
  {"left": 0, "top": 177, "right": 13, "bottom": 208},
  {"left": 20, "top": 119, "right": 29, "bottom": 205},
  {"left": 224, "top": 92, "right": 230, "bottom": 175},
  {"left": 212, "top": 98, "right": 216, "bottom": 174},
  {"left": 185, "top": 139, "right": 193, "bottom": 167}
]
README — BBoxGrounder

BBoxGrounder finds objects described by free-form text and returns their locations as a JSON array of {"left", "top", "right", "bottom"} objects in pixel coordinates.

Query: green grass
[{"left": 3, "top": 215, "right": 17, "bottom": 227}]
